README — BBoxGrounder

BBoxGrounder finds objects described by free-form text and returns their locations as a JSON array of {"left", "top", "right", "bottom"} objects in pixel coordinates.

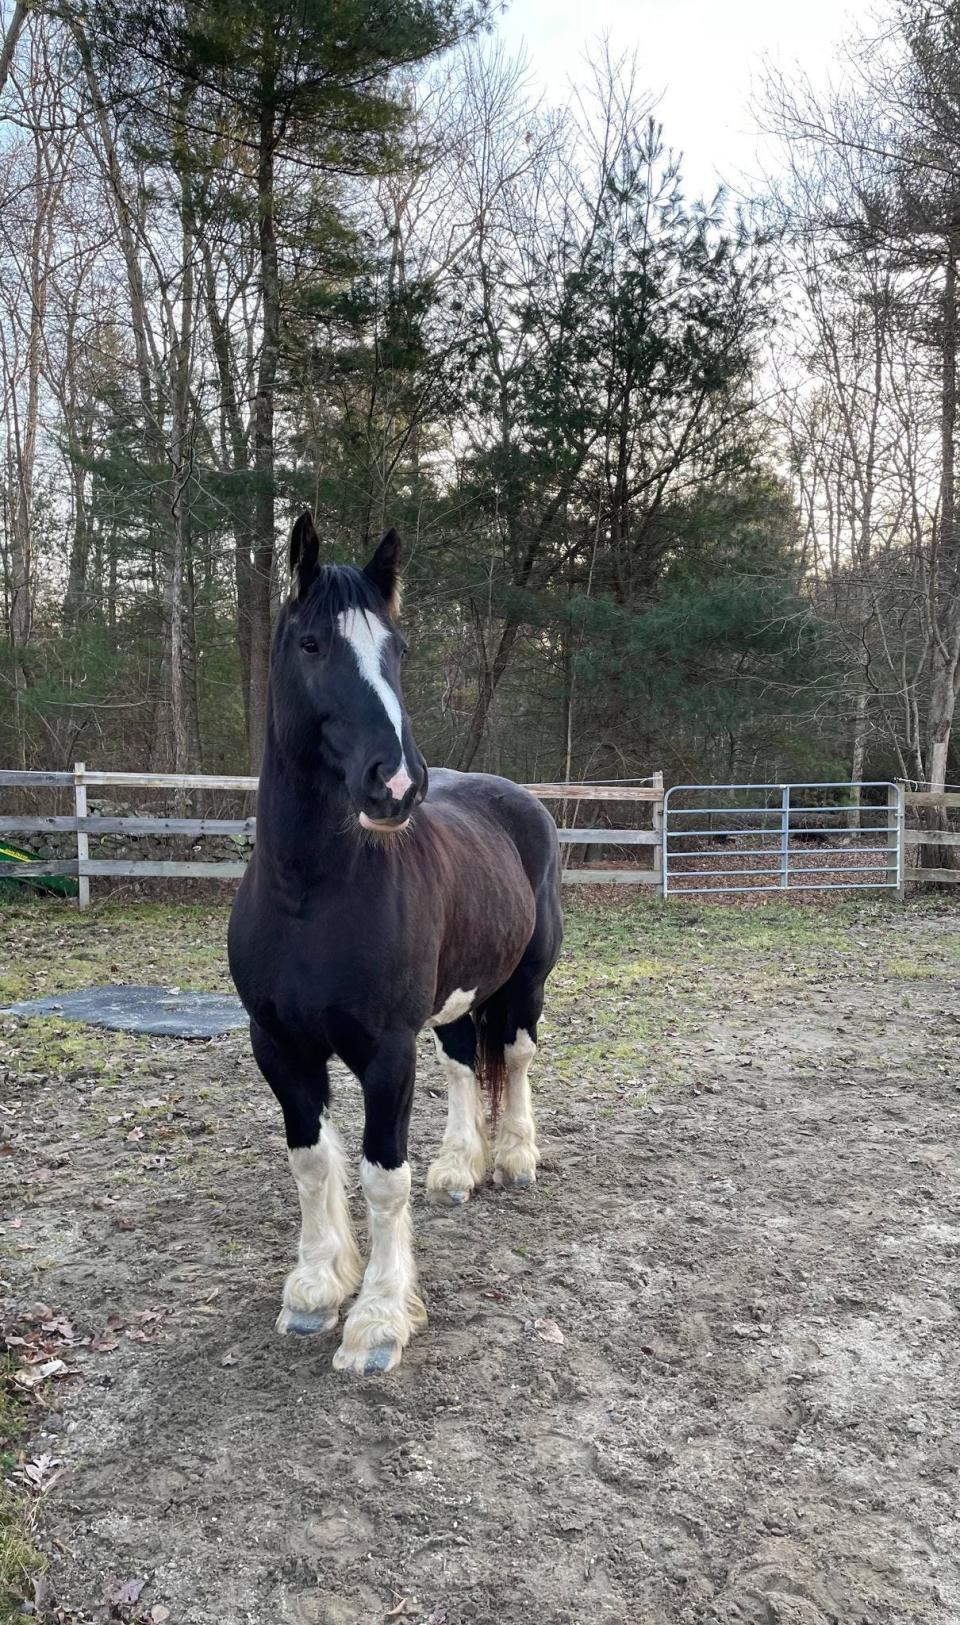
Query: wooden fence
[
  {"left": 903, "top": 787, "right": 960, "bottom": 883},
  {"left": 0, "top": 766, "right": 665, "bottom": 907},
  {"left": 7, "top": 771, "right": 958, "bottom": 906}
]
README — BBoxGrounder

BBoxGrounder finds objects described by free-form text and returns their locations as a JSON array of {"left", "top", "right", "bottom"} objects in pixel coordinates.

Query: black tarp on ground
[{"left": 2, "top": 984, "right": 246, "bottom": 1038}]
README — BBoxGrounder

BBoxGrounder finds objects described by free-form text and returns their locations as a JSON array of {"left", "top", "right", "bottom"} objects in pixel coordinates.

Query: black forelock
[{"left": 295, "top": 563, "right": 391, "bottom": 624}]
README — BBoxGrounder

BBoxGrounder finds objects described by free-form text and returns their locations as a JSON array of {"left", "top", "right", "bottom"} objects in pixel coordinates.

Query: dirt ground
[{"left": 2, "top": 893, "right": 959, "bottom": 1625}]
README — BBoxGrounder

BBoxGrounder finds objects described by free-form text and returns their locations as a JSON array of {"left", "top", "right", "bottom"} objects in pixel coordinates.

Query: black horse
[{"left": 228, "top": 514, "right": 563, "bottom": 1374}]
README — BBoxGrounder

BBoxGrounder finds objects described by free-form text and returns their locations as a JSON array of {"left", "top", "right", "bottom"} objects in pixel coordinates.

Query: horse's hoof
[
  {"left": 493, "top": 1168, "right": 534, "bottom": 1189},
  {"left": 426, "top": 1180, "right": 473, "bottom": 1206},
  {"left": 275, "top": 1306, "right": 338, "bottom": 1336},
  {"left": 332, "top": 1340, "right": 402, "bottom": 1375},
  {"left": 363, "top": 1342, "right": 401, "bottom": 1373}
]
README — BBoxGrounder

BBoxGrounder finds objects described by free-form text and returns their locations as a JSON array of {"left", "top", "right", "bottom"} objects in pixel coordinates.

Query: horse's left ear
[
  {"left": 363, "top": 528, "right": 401, "bottom": 617},
  {"left": 290, "top": 511, "right": 320, "bottom": 600}
]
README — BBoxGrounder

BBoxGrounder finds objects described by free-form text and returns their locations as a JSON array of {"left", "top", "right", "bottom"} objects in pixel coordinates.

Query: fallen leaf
[
  {"left": 220, "top": 1349, "right": 239, "bottom": 1367},
  {"left": 41, "top": 1316, "right": 75, "bottom": 1342},
  {"left": 532, "top": 1317, "right": 565, "bottom": 1345},
  {"left": 103, "top": 1574, "right": 147, "bottom": 1607},
  {"left": 385, "top": 1601, "right": 410, "bottom": 1618},
  {"left": 21, "top": 1453, "right": 65, "bottom": 1492},
  {"left": 14, "top": 1358, "right": 68, "bottom": 1388},
  {"left": 126, "top": 1126, "right": 146, "bottom": 1143},
  {"left": 151, "top": 1609, "right": 171, "bottom": 1624}
]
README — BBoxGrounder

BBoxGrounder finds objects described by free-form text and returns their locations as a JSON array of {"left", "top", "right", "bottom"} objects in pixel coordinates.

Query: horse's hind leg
[
  {"left": 426, "top": 1015, "right": 489, "bottom": 1205},
  {"left": 492, "top": 970, "right": 546, "bottom": 1190},
  {"left": 250, "top": 1023, "right": 362, "bottom": 1336}
]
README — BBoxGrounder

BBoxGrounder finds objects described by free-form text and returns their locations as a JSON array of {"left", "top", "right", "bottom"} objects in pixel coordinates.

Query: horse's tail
[{"left": 474, "top": 988, "right": 508, "bottom": 1121}]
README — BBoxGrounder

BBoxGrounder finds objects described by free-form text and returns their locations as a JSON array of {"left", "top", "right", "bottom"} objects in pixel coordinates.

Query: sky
[{"left": 494, "top": 0, "right": 880, "bottom": 201}]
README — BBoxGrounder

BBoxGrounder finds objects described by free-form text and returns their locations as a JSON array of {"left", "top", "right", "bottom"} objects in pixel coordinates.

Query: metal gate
[{"left": 661, "top": 781, "right": 903, "bottom": 897}]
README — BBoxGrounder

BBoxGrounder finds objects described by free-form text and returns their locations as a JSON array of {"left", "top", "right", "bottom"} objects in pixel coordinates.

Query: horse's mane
[{"left": 297, "top": 564, "right": 387, "bottom": 622}]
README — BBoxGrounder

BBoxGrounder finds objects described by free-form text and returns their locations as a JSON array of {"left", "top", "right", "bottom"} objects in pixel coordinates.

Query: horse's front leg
[
  {"left": 251, "top": 1024, "right": 362, "bottom": 1335},
  {"left": 333, "top": 1031, "right": 426, "bottom": 1375}
]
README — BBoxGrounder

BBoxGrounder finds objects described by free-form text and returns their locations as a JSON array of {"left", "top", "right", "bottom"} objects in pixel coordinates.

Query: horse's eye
[
  {"left": 300, "top": 636, "right": 319, "bottom": 655},
  {"left": 398, "top": 637, "right": 409, "bottom": 660}
]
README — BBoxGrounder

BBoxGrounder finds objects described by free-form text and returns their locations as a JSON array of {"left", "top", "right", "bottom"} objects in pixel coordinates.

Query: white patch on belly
[
  {"left": 425, "top": 986, "right": 477, "bottom": 1028},
  {"left": 337, "top": 607, "right": 408, "bottom": 778}
]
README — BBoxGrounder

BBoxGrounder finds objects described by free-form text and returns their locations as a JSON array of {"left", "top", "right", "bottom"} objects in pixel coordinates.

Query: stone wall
[{"left": 8, "top": 797, "right": 255, "bottom": 868}]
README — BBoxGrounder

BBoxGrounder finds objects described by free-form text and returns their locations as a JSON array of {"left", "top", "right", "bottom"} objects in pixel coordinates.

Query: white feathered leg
[
  {"left": 276, "top": 1118, "right": 363, "bottom": 1335},
  {"left": 426, "top": 1036, "right": 489, "bottom": 1203},
  {"left": 493, "top": 1028, "right": 540, "bottom": 1188},
  {"left": 333, "top": 1158, "right": 427, "bottom": 1374}
]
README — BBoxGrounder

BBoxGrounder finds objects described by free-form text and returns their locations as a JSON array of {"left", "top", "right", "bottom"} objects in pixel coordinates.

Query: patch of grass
[
  {"left": 883, "top": 957, "right": 937, "bottom": 981},
  {"left": 0, "top": 899, "right": 233, "bottom": 1005},
  {"left": 0, "top": 1360, "right": 43, "bottom": 1623},
  {"left": 7, "top": 1017, "right": 147, "bottom": 1093}
]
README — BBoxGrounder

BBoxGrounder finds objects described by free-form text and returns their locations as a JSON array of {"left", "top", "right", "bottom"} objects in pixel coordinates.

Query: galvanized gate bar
[{"left": 662, "top": 782, "right": 904, "bottom": 898}]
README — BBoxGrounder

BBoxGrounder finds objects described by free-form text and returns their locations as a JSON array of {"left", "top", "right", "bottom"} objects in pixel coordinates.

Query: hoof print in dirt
[{"left": 275, "top": 1306, "right": 338, "bottom": 1336}]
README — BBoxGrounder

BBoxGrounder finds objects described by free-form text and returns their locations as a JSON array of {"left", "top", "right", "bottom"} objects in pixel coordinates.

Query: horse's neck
[{"left": 255, "top": 735, "right": 353, "bottom": 881}]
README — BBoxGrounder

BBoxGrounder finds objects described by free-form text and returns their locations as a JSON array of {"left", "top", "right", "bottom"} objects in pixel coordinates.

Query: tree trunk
[
  {"left": 201, "top": 241, "right": 254, "bottom": 748},
  {"left": 923, "top": 233, "right": 960, "bottom": 860},
  {"left": 846, "top": 664, "right": 868, "bottom": 830},
  {"left": 248, "top": 73, "right": 279, "bottom": 772},
  {"left": 0, "top": 0, "right": 28, "bottom": 99},
  {"left": 155, "top": 104, "right": 196, "bottom": 777}
]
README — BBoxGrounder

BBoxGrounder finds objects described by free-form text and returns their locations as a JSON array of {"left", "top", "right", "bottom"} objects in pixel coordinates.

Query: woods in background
[{"left": 3, "top": 0, "right": 960, "bottom": 796}]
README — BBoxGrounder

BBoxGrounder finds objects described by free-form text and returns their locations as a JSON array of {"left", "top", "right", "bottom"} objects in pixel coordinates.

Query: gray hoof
[
  {"left": 363, "top": 1342, "right": 400, "bottom": 1373},
  {"left": 494, "top": 1169, "right": 534, "bottom": 1189},
  {"left": 275, "top": 1306, "right": 337, "bottom": 1336},
  {"left": 427, "top": 1185, "right": 471, "bottom": 1206}
]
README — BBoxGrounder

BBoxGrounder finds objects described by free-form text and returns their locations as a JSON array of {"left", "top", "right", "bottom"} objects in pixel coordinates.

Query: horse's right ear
[{"left": 290, "top": 511, "right": 320, "bottom": 599}]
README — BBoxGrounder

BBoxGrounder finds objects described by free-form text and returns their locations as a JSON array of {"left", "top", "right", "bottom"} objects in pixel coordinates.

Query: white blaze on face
[{"left": 337, "top": 608, "right": 410, "bottom": 791}]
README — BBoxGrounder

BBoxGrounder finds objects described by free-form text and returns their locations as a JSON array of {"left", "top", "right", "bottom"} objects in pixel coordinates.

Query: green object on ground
[{"left": 0, "top": 842, "right": 79, "bottom": 899}]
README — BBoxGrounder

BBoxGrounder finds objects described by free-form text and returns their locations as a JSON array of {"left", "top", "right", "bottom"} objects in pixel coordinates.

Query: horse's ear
[
  {"left": 363, "top": 528, "right": 401, "bottom": 616},
  {"left": 290, "top": 511, "right": 320, "bottom": 599}
]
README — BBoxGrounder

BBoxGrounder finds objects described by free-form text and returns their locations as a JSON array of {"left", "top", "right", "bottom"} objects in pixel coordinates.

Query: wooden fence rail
[
  {"left": 9, "top": 770, "right": 956, "bottom": 902},
  {"left": 903, "top": 787, "right": 960, "bottom": 883},
  {"left": 0, "top": 766, "right": 664, "bottom": 904}
]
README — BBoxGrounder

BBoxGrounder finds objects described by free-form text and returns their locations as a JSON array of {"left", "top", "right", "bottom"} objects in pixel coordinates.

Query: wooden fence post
[
  {"left": 889, "top": 782, "right": 906, "bottom": 897},
  {"left": 651, "top": 771, "right": 664, "bottom": 891},
  {"left": 74, "top": 761, "right": 90, "bottom": 911}
]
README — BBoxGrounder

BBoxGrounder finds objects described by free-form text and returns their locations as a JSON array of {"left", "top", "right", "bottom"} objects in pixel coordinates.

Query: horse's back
[{"left": 425, "top": 768, "right": 559, "bottom": 891}]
